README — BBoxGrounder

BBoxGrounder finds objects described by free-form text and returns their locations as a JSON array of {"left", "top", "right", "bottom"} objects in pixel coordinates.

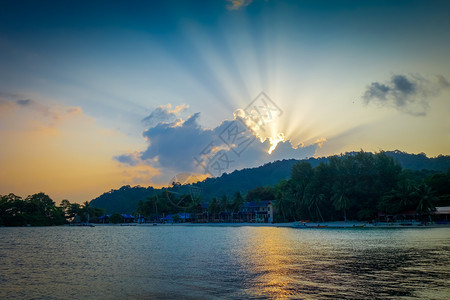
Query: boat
[
  {"left": 292, "top": 221, "right": 308, "bottom": 228},
  {"left": 292, "top": 222, "right": 328, "bottom": 228}
]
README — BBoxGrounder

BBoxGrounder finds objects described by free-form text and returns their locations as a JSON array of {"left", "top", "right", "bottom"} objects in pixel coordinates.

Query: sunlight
[{"left": 268, "top": 133, "right": 285, "bottom": 154}]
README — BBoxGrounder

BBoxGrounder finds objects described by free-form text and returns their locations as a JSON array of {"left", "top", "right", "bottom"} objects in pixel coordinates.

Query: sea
[{"left": 0, "top": 225, "right": 449, "bottom": 299}]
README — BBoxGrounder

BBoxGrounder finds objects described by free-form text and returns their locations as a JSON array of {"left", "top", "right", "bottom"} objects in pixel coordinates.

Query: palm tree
[
  {"left": 81, "top": 201, "right": 93, "bottom": 223},
  {"left": 396, "top": 181, "right": 415, "bottom": 209},
  {"left": 414, "top": 184, "right": 437, "bottom": 219},
  {"left": 332, "top": 193, "right": 350, "bottom": 222},
  {"left": 331, "top": 175, "right": 352, "bottom": 222},
  {"left": 274, "top": 180, "right": 293, "bottom": 222},
  {"left": 305, "top": 193, "right": 325, "bottom": 222},
  {"left": 379, "top": 181, "right": 415, "bottom": 214}
]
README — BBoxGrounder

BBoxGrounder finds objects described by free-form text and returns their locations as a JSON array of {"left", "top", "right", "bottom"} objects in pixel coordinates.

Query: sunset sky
[{"left": 1, "top": 0, "right": 449, "bottom": 203}]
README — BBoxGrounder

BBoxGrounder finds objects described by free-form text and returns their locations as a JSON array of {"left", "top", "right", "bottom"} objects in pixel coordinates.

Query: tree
[
  {"left": 60, "top": 199, "right": 81, "bottom": 222},
  {"left": 136, "top": 200, "right": 145, "bottom": 216},
  {"left": 208, "top": 198, "right": 220, "bottom": 221},
  {"left": 290, "top": 162, "right": 314, "bottom": 219},
  {"left": 329, "top": 156, "right": 354, "bottom": 221},
  {"left": 230, "top": 191, "right": 243, "bottom": 210},
  {"left": 246, "top": 186, "right": 275, "bottom": 202},
  {"left": 378, "top": 180, "right": 415, "bottom": 214},
  {"left": 273, "top": 180, "right": 295, "bottom": 222},
  {"left": 81, "top": 201, "right": 93, "bottom": 223},
  {"left": 414, "top": 184, "right": 437, "bottom": 218},
  {"left": 109, "top": 213, "right": 123, "bottom": 224},
  {"left": 26, "top": 193, "right": 56, "bottom": 219},
  {"left": 69, "top": 203, "right": 82, "bottom": 220},
  {"left": 332, "top": 194, "right": 350, "bottom": 222},
  {"left": 425, "top": 171, "right": 450, "bottom": 206},
  {"left": 291, "top": 162, "right": 313, "bottom": 197},
  {"left": 0, "top": 194, "right": 24, "bottom": 226},
  {"left": 219, "top": 195, "right": 229, "bottom": 222},
  {"left": 0, "top": 193, "right": 67, "bottom": 226},
  {"left": 24, "top": 193, "right": 66, "bottom": 226}
]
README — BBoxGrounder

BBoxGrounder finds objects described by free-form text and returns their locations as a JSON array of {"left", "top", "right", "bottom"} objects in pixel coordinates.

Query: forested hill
[
  {"left": 383, "top": 150, "right": 449, "bottom": 171},
  {"left": 90, "top": 151, "right": 450, "bottom": 213},
  {"left": 191, "top": 151, "right": 449, "bottom": 201},
  {"left": 90, "top": 186, "right": 159, "bottom": 214}
]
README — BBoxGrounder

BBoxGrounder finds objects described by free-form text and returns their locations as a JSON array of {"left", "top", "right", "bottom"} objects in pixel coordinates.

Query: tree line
[
  {"left": 0, "top": 193, "right": 104, "bottom": 226},
  {"left": 268, "top": 151, "right": 449, "bottom": 222},
  {"left": 3, "top": 151, "right": 448, "bottom": 226},
  {"left": 136, "top": 188, "right": 248, "bottom": 222},
  {"left": 134, "top": 151, "right": 449, "bottom": 223}
]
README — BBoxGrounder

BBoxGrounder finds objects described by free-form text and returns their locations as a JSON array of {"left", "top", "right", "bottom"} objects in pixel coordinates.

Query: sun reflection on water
[{"left": 237, "top": 227, "right": 300, "bottom": 298}]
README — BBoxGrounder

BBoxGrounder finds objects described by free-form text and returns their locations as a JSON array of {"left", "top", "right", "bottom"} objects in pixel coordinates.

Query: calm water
[{"left": 0, "top": 226, "right": 449, "bottom": 299}]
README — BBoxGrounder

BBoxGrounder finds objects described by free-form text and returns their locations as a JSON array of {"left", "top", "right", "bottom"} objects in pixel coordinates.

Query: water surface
[{"left": 0, "top": 226, "right": 449, "bottom": 299}]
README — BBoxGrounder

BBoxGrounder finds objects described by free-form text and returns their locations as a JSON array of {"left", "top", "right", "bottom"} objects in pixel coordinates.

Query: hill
[
  {"left": 90, "top": 185, "right": 159, "bottom": 214},
  {"left": 90, "top": 150, "right": 450, "bottom": 213}
]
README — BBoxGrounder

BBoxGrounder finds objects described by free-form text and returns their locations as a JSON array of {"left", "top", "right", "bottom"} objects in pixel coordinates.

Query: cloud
[
  {"left": 362, "top": 74, "right": 449, "bottom": 116},
  {"left": 140, "top": 112, "right": 214, "bottom": 172},
  {"left": 16, "top": 99, "right": 32, "bottom": 106},
  {"left": 0, "top": 95, "right": 82, "bottom": 130},
  {"left": 115, "top": 103, "right": 325, "bottom": 184},
  {"left": 437, "top": 74, "right": 450, "bottom": 88},
  {"left": 226, "top": 0, "right": 253, "bottom": 10},
  {"left": 114, "top": 152, "right": 141, "bottom": 166},
  {"left": 142, "top": 104, "right": 188, "bottom": 127}
]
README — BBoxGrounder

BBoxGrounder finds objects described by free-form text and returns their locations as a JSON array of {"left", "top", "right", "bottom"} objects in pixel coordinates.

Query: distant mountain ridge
[{"left": 90, "top": 150, "right": 450, "bottom": 213}]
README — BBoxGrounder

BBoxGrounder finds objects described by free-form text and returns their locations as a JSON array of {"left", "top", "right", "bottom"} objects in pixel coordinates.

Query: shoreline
[
  {"left": 2, "top": 222, "right": 449, "bottom": 228},
  {"left": 91, "top": 221, "right": 450, "bottom": 229}
]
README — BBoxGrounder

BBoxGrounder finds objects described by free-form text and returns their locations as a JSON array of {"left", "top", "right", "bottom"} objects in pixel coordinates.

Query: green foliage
[
  {"left": 265, "top": 150, "right": 445, "bottom": 222},
  {"left": 245, "top": 186, "right": 275, "bottom": 202},
  {"left": 230, "top": 191, "right": 244, "bottom": 213},
  {"left": 273, "top": 179, "right": 296, "bottom": 222},
  {"left": 414, "top": 184, "right": 437, "bottom": 215},
  {"left": 208, "top": 198, "right": 220, "bottom": 216},
  {"left": 90, "top": 185, "right": 158, "bottom": 214},
  {"left": 0, "top": 193, "right": 67, "bottom": 226},
  {"left": 425, "top": 170, "right": 450, "bottom": 206},
  {"left": 88, "top": 151, "right": 449, "bottom": 216},
  {"left": 219, "top": 195, "right": 228, "bottom": 212},
  {"left": 0, "top": 194, "right": 105, "bottom": 226},
  {"left": 109, "top": 213, "right": 123, "bottom": 224}
]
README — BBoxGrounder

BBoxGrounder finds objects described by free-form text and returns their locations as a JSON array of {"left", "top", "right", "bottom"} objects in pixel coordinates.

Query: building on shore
[
  {"left": 242, "top": 201, "right": 274, "bottom": 223},
  {"left": 194, "top": 201, "right": 274, "bottom": 223},
  {"left": 432, "top": 206, "right": 450, "bottom": 223},
  {"left": 377, "top": 206, "right": 450, "bottom": 224}
]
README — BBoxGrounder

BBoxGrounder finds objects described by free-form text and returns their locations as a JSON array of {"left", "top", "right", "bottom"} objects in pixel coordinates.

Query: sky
[{"left": 1, "top": 0, "right": 449, "bottom": 203}]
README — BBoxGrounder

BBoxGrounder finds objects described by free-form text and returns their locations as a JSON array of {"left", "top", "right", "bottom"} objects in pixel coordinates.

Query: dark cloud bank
[{"left": 363, "top": 74, "right": 449, "bottom": 116}]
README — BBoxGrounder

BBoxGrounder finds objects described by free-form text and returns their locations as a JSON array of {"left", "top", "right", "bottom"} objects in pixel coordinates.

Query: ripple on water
[{"left": 0, "top": 226, "right": 449, "bottom": 299}]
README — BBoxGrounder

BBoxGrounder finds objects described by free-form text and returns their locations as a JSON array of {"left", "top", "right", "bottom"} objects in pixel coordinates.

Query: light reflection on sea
[{"left": 0, "top": 226, "right": 449, "bottom": 299}]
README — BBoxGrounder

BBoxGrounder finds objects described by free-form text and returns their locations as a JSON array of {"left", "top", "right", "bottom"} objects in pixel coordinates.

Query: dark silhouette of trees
[
  {"left": 0, "top": 193, "right": 105, "bottom": 226},
  {"left": 414, "top": 184, "right": 437, "bottom": 217},
  {"left": 261, "top": 150, "right": 443, "bottom": 222},
  {"left": 0, "top": 193, "right": 65, "bottom": 226}
]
